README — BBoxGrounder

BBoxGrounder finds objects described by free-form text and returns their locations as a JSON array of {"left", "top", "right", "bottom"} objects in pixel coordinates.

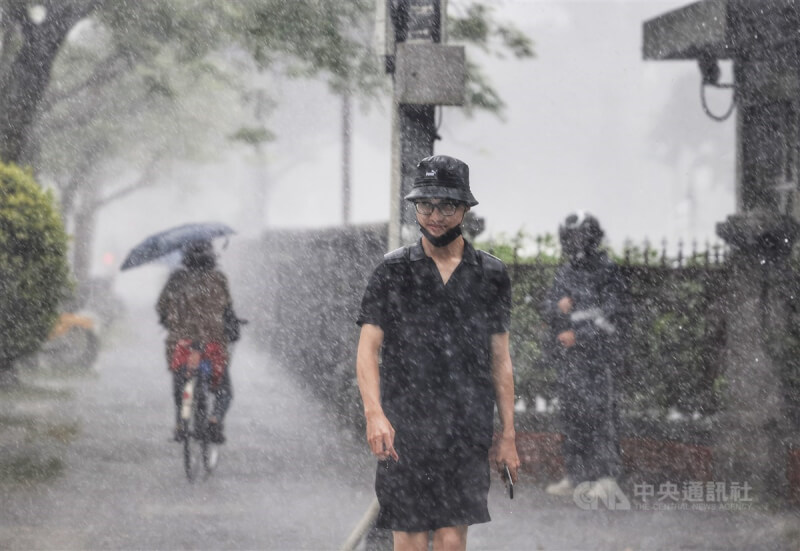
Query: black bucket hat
[{"left": 404, "top": 155, "right": 478, "bottom": 206}]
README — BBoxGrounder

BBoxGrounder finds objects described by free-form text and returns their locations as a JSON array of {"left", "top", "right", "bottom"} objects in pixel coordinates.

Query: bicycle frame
[{"left": 179, "top": 360, "right": 217, "bottom": 481}]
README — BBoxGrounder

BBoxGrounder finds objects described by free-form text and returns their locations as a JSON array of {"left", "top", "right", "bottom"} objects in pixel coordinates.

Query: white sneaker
[
  {"left": 586, "top": 477, "right": 621, "bottom": 501},
  {"left": 545, "top": 476, "right": 575, "bottom": 496}
]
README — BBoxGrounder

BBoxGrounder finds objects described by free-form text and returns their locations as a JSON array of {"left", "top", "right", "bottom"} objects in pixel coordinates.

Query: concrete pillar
[
  {"left": 716, "top": 214, "right": 796, "bottom": 498},
  {"left": 644, "top": 0, "right": 800, "bottom": 499}
]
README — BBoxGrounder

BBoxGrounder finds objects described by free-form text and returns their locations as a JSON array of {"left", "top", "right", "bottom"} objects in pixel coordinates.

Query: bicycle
[{"left": 178, "top": 358, "right": 219, "bottom": 482}]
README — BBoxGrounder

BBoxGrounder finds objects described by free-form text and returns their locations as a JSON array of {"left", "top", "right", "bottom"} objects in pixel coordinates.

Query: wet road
[
  {"left": 1, "top": 306, "right": 799, "bottom": 550},
  {"left": 0, "top": 306, "right": 375, "bottom": 549}
]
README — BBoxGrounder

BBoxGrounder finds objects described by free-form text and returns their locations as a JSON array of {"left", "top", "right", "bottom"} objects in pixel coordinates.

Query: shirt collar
[
  {"left": 462, "top": 240, "right": 479, "bottom": 265},
  {"left": 410, "top": 238, "right": 479, "bottom": 265}
]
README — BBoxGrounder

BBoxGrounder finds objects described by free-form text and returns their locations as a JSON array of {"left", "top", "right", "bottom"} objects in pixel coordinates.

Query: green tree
[
  {"left": 0, "top": 1, "right": 102, "bottom": 162},
  {"left": 33, "top": 28, "right": 244, "bottom": 289},
  {"left": 2, "top": 0, "right": 533, "bottom": 164},
  {"left": 449, "top": 2, "right": 535, "bottom": 114},
  {"left": 0, "top": 0, "right": 386, "bottom": 164},
  {"left": 1, "top": 0, "right": 532, "bottom": 293},
  {"left": 4, "top": 0, "right": 386, "bottom": 289},
  {"left": 0, "top": 161, "right": 69, "bottom": 385}
]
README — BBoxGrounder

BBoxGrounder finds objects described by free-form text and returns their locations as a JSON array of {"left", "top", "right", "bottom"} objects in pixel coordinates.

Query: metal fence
[
  {"left": 239, "top": 227, "right": 800, "bottom": 439},
  {"left": 507, "top": 247, "right": 729, "bottom": 423}
]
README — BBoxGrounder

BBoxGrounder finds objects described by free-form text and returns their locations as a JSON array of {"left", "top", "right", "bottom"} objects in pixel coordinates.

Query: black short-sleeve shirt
[{"left": 357, "top": 239, "right": 511, "bottom": 450}]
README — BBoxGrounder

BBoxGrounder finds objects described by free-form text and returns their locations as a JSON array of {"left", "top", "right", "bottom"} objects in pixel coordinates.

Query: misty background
[
  {"left": 7, "top": 3, "right": 800, "bottom": 548},
  {"left": 99, "top": 0, "right": 736, "bottom": 303}
]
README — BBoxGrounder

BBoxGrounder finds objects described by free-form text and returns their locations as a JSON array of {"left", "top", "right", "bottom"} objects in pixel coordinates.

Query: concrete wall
[{"left": 230, "top": 223, "right": 387, "bottom": 430}]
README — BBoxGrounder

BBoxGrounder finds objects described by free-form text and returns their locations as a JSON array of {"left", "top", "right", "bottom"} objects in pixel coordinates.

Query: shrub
[
  {"left": 479, "top": 232, "right": 727, "bottom": 417},
  {"left": 0, "top": 162, "right": 70, "bottom": 378}
]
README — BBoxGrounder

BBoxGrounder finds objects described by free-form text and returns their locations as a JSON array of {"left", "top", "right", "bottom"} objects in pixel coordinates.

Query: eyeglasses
[{"left": 414, "top": 201, "right": 460, "bottom": 216}]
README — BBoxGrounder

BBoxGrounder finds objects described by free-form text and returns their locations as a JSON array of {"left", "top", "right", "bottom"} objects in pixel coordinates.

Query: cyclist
[{"left": 157, "top": 240, "right": 235, "bottom": 444}]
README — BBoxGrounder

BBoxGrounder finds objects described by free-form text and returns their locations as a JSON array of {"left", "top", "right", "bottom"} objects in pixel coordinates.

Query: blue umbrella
[{"left": 120, "top": 222, "right": 235, "bottom": 270}]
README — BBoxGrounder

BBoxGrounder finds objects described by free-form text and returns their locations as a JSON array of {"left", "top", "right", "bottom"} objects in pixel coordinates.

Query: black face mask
[
  {"left": 561, "top": 231, "right": 598, "bottom": 263},
  {"left": 419, "top": 223, "right": 463, "bottom": 247}
]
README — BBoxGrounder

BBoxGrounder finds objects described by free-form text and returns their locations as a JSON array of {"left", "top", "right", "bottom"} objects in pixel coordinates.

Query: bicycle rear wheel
[
  {"left": 180, "top": 368, "right": 218, "bottom": 480},
  {"left": 195, "top": 395, "right": 217, "bottom": 479},
  {"left": 183, "top": 418, "right": 203, "bottom": 481}
]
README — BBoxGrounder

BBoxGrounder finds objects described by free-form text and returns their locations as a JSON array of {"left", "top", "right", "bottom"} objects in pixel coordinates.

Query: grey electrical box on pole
[
  {"left": 394, "top": 43, "right": 466, "bottom": 105},
  {"left": 644, "top": 0, "right": 800, "bottom": 500}
]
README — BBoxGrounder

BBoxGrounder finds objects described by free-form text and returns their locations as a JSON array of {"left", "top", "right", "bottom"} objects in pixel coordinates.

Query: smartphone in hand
[{"left": 503, "top": 464, "right": 514, "bottom": 499}]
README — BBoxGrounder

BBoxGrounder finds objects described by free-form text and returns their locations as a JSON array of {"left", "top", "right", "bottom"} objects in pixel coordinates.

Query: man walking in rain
[
  {"left": 541, "top": 212, "right": 627, "bottom": 500},
  {"left": 356, "top": 155, "right": 519, "bottom": 550}
]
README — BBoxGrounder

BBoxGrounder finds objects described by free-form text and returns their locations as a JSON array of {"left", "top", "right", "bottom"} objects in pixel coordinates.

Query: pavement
[
  {"left": 0, "top": 306, "right": 375, "bottom": 549},
  {"left": 0, "top": 306, "right": 798, "bottom": 550}
]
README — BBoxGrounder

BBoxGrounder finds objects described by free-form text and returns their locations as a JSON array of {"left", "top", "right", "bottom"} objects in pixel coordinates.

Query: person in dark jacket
[
  {"left": 540, "top": 212, "right": 627, "bottom": 500},
  {"left": 356, "top": 155, "right": 519, "bottom": 550},
  {"left": 157, "top": 240, "right": 235, "bottom": 444}
]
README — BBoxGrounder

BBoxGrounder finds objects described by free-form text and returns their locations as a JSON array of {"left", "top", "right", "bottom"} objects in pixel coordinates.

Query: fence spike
[{"left": 622, "top": 239, "right": 633, "bottom": 265}]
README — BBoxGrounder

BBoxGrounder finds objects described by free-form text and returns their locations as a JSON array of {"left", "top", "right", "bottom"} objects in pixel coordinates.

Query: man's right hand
[
  {"left": 366, "top": 411, "right": 399, "bottom": 461},
  {"left": 557, "top": 296, "right": 574, "bottom": 315}
]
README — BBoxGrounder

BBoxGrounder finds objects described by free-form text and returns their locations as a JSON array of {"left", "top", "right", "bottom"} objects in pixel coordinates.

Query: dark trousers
[
  {"left": 559, "top": 355, "right": 620, "bottom": 482},
  {"left": 172, "top": 366, "right": 233, "bottom": 426}
]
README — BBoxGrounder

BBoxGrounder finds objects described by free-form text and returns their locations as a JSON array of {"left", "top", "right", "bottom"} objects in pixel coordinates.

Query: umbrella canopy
[{"left": 120, "top": 222, "right": 235, "bottom": 270}]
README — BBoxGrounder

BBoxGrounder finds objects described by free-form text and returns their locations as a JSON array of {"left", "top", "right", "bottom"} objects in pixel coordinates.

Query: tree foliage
[
  {"left": 0, "top": 0, "right": 393, "bottom": 288},
  {"left": 0, "top": 161, "right": 69, "bottom": 374},
  {"left": 245, "top": 0, "right": 383, "bottom": 94},
  {"left": 0, "top": 0, "right": 388, "bottom": 165},
  {"left": 449, "top": 2, "right": 535, "bottom": 115},
  {"left": 0, "top": 0, "right": 534, "bottom": 164},
  {"left": 0, "top": 0, "right": 533, "bottom": 293}
]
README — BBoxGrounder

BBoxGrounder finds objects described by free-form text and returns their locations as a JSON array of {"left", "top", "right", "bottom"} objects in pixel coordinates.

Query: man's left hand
[
  {"left": 557, "top": 330, "right": 576, "bottom": 348},
  {"left": 493, "top": 434, "right": 520, "bottom": 484}
]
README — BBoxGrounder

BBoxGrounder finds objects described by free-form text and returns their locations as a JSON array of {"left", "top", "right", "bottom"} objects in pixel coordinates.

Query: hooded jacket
[
  {"left": 540, "top": 251, "right": 628, "bottom": 362},
  {"left": 157, "top": 267, "right": 232, "bottom": 347}
]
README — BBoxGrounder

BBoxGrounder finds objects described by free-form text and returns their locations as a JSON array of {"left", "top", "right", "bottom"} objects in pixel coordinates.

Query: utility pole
[
  {"left": 251, "top": 87, "right": 271, "bottom": 233},
  {"left": 379, "top": 0, "right": 465, "bottom": 250},
  {"left": 356, "top": 2, "right": 465, "bottom": 549},
  {"left": 644, "top": 0, "right": 800, "bottom": 500},
  {"left": 342, "top": 88, "right": 352, "bottom": 225}
]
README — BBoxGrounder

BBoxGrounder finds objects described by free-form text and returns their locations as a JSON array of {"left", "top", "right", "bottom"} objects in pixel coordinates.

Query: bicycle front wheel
[{"left": 203, "top": 439, "right": 219, "bottom": 474}]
